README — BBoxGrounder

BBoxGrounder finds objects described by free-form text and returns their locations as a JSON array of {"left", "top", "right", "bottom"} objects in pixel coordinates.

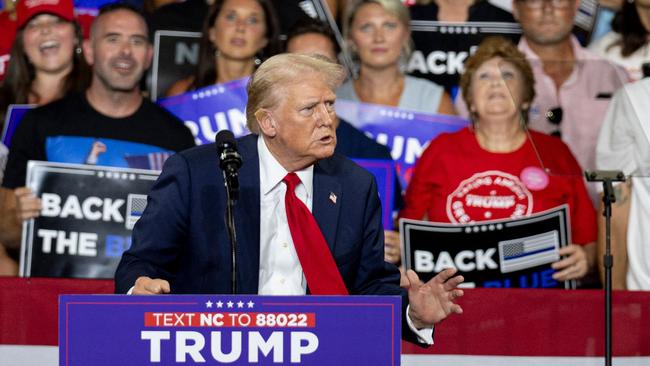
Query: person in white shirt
[{"left": 596, "top": 78, "right": 650, "bottom": 290}]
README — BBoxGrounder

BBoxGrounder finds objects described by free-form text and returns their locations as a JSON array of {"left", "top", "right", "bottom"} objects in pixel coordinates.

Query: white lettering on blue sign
[
  {"left": 140, "top": 331, "right": 319, "bottom": 363},
  {"left": 184, "top": 108, "right": 248, "bottom": 144},
  {"left": 374, "top": 133, "right": 428, "bottom": 164}
]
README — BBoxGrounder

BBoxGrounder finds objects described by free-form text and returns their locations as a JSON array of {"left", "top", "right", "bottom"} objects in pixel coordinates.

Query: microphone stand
[
  {"left": 223, "top": 168, "right": 239, "bottom": 295},
  {"left": 585, "top": 170, "right": 626, "bottom": 366},
  {"left": 216, "top": 130, "right": 242, "bottom": 295}
]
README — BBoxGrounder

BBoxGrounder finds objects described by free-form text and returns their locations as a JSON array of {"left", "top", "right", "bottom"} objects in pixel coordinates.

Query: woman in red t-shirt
[{"left": 400, "top": 37, "right": 597, "bottom": 282}]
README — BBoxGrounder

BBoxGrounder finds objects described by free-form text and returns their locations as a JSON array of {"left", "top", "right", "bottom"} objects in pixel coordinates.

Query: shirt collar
[
  {"left": 518, "top": 35, "right": 585, "bottom": 86},
  {"left": 258, "top": 135, "right": 314, "bottom": 197},
  {"left": 518, "top": 35, "right": 585, "bottom": 62}
]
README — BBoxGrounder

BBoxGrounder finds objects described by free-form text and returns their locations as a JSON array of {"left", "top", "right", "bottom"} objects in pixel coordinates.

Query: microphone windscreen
[{"left": 215, "top": 130, "right": 237, "bottom": 151}]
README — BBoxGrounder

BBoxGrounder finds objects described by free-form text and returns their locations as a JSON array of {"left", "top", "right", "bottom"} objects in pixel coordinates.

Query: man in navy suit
[{"left": 115, "top": 54, "right": 464, "bottom": 344}]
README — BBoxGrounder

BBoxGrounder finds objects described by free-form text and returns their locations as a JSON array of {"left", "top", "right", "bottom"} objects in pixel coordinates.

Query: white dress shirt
[{"left": 257, "top": 136, "right": 311, "bottom": 295}]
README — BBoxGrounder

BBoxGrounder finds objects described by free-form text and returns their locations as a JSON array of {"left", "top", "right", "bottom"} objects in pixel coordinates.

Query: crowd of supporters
[{"left": 0, "top": 0, "right": 648, "bottom": 290}]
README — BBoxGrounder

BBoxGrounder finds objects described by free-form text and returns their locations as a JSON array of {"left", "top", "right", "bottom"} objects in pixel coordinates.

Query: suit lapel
[
  {"left": 234, "top": 135, "right": 261, "bottom": 293},
  {"left": 312, "top": 158, "right": 341, "bottom": 254}
]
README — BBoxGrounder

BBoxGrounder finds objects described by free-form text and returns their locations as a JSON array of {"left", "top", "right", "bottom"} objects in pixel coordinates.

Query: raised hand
[{"left": 405, "top": 268, "right": 464, "bottom": 329}]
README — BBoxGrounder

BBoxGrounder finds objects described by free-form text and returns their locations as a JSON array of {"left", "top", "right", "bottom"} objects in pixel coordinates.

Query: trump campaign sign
[
  {"left": 352, "top": 159, "right": 395, "bottom": 229},
  {"left": 150, "top": 30, "right": 201, "bottom": 101},
  {"left": 400, "top": 205, "right": 575, "bottom": 289},
  {"left": 157, "top": 78, "right": 250, "bottom": 145},
  {"left": 20, "top": 161, "right": 159, "bottom": 278},
  {"left": 60, "top": 295, "right": 401, "bottom": 366},
  {"left": 335, "top": 100, "right": 469, "bottom": 189}
]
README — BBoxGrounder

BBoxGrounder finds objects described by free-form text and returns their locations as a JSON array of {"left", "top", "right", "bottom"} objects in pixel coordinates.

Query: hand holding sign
[
  {"left": 552, "top": 244, "right": 592, "bottom": 281},
  {"left": 14, "top": 186, "right": 41, "bottom": 221},
  {"left": 406, "top": 268, "right": 464, "bottom": 329}
]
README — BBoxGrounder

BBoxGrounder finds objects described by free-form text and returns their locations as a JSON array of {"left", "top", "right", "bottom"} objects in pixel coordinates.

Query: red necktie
[{"left": 283, "top": 173, "right": 348, "bottom": 295}]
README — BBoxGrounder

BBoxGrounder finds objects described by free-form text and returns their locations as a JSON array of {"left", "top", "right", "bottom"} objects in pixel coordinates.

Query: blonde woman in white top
[{"left": 339, "top": 0, "right": 456, "bottom": 115}]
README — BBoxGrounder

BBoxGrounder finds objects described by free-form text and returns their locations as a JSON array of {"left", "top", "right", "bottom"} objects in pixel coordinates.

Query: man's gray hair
[{"left": 246, "top": 53, "right": 346, "bottom": 134}]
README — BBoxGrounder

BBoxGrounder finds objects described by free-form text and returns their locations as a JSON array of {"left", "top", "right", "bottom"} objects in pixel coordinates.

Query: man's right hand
[
  {"left": 133, "top": 276, "right": 171, "bottom": 294},
  {"left": 14, "top": 187, "right": 41, "bottom": 221}
]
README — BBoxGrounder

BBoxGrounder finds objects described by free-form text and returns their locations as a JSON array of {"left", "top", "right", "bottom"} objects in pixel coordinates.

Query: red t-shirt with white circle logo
[{"left": 400, "top": 127, "right": 596, "bottom": 245}]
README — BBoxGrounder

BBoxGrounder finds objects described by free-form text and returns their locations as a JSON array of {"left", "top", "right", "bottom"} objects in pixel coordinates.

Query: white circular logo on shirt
[{"left": 446, "top": 170, "right": 533, "bottom": 223}]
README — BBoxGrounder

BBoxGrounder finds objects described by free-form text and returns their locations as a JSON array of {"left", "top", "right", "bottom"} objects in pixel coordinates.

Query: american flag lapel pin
[{"left": 329, "top": 192, "right": 337, "bottom": 204}]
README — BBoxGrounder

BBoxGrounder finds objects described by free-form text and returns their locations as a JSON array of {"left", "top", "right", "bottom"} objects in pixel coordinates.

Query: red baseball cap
[{"left": 16, "top": 0, "right": 75, "bottom": 29}]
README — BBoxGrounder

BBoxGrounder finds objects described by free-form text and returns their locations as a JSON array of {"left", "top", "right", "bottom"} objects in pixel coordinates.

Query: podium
[{"left": 59, "top": 295, "right": 401, "bottom": 365}]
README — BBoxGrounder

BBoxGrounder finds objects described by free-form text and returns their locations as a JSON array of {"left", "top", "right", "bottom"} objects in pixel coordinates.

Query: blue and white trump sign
[
  {"left": 60, "top": 295, "right": 401, "bottom": 365},
  {"left": 336, "top": 100, "right": 469, "bottom": 188},
  {"left": 158, "top": 78, "right": 250, "bottom": 145}
]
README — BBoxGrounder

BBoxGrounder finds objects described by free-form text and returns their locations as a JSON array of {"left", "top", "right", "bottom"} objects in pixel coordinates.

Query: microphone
[{"left": 216, "top": 130, "right": 242, "bottom": 202}]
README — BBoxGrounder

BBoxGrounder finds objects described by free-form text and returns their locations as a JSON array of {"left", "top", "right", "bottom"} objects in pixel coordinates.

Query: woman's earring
[
  {"left": 520, "top": 106, "right": 529, "bottom": 128},
  {"left": 469, "top": 105, "right": 479, "bottom": 129},
  {"left": 254, "top": 51, "right": 263, "bottom": 66}
]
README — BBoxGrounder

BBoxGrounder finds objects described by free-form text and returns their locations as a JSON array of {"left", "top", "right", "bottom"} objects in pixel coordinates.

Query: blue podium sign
[{"left": 60, "top": 295, "right": 401, "bottom": 365}]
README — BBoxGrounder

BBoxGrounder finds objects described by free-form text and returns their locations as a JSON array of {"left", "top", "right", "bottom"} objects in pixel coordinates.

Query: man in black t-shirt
[{"left": 0, "top": 3, "right": 195, "bottom": 269}]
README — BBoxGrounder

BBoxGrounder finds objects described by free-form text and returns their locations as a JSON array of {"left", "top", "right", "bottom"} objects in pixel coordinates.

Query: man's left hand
[{"left": 405, "top": 268, "right": 464, "bottom": 329}]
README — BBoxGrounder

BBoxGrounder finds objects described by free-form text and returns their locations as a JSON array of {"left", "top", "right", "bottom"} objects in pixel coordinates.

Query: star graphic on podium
[
  {"left": 205, "top": 300, "right": 213, "bottom": 308},
  {"left": 216, "top": 301, "right": 223, "bottom": 308},
  {"left": 237, "top": 301, "right": 244, "bottom": 308},
  {"left": 247, "top": 301, "right": 254, "bottom": 308},
  {"left": 227, "top": 301, "right": 234, "bottom": 308}
]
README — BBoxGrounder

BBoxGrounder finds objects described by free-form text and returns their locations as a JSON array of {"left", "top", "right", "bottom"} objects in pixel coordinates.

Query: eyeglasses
[
  {"left": 546, "top": 106, "right": 563, "bottom": 137},
  {"left": 517, "top": 0, "right": 573, "bottom": 9}
]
